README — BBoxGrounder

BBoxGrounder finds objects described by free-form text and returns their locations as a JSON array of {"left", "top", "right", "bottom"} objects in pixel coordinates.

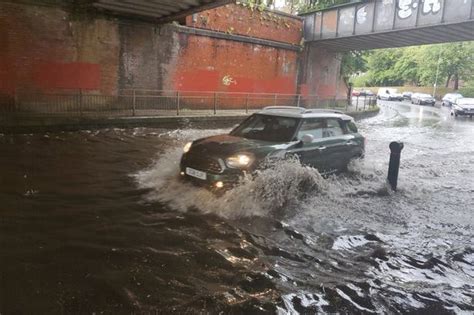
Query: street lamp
[{"left": 433, "top": 50, "right": 442, "bottom": 98}]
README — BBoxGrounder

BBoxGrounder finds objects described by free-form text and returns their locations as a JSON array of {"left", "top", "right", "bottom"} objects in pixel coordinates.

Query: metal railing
[
  {"left": 0, "top": 89, "right": 376, "bottom": 118},
  {"left": 352, "top": 94, "right": 377, "bottom": 111}
]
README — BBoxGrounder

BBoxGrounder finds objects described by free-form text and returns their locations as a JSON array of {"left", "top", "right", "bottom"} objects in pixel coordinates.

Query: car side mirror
[{"left": 301, "top": 134, "right": 314, "bottom": 144}]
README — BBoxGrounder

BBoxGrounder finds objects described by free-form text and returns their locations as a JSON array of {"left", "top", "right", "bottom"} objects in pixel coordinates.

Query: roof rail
[
  {"left": 304, "top": 109, "right": 345, "bottom": 115},
  {"left": 262, "top": 106, "right": 306, "bottom": 113}
]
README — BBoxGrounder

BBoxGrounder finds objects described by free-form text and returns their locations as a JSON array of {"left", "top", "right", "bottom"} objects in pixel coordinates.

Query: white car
[
  {"left": 451, "top": 98, "right": 474, "bottom": 117},
  {"left": 377, "top": 88, "right": 403, "bottom": 101},
  {"left": 442, "top": 93, "right": 463, "bottom": 107}
]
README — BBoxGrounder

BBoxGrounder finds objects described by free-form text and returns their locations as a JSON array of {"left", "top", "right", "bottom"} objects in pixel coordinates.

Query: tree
[
  {"left": 272, "top": 0, "right": 352, "bottom": 14},
  {"left": 353, "top": 42, "right": 474, "bottom": 88},
  {"left": 363, "top": 49, "right": 405, "bottom": 86},
  {"left": 340, "top": 51, "right": 368, "bottom": 81},
  {"left": 416, "top": 43, "right": 474, "bottom": 89}
]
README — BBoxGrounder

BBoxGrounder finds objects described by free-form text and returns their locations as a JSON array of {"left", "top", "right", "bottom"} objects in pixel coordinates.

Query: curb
[{"left": 0, "top": 107, "right": 380, "bottom": 134}]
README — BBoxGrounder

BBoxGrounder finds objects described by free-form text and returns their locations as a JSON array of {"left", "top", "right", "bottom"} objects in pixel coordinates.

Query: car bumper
[
  {"left": 419, "top": 100, "right": 435, "bottom": 105},
  {"left": 179, "top": 165, "right": 244, "bottom": 191}
]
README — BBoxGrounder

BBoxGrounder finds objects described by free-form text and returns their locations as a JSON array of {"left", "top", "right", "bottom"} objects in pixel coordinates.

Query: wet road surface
[{"left": 0, "top": 101, "right": 473, "bottom": 314}]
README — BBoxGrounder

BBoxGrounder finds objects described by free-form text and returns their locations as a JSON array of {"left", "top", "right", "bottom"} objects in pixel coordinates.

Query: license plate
[{"left": 185, "top": 167, "right": 207, "bottom": 180}]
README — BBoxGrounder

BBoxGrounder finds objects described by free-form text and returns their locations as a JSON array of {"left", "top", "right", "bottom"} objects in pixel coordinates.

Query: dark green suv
[{"left": 180, "top": 106, "right": 365, "bottom": 190}]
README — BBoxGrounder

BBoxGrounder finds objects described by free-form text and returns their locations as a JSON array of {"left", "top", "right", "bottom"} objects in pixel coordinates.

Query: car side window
[
  {"left": 297, "top": 118, "right": 325, "bottom": 140},
  {"left": 346, "top": 120, "right": 358, "bottom": 133},
  {"left": 324, "top": 119, "right": 344, "bottom": 137}
]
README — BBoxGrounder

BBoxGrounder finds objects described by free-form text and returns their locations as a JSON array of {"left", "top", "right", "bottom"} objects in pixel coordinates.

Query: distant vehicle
[
  {"left": 451, "top": 98, "right": 474, "bottom": 117},
  {"left": 377, "top": 88, "right": 403, "bottom": 101},
  {"left": 180, "top": 106, "right": 365, "bottom": 190},
  {"left": 359, "top": 90, "right": 375, "bottom": 97},
  {"left": 442, "top": 93, "right": 463, "bottom": 107},
  {"left": 402, "top": 91, "right": 413, "bottom": 100},
  {"left": 353, "top": 90, "right": 374, "bottom": 97},
  {"left": 411, "top": 93, "right": 436, "bottom": 106}
]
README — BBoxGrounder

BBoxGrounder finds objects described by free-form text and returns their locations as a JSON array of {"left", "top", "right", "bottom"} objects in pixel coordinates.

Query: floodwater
[{"left": 0, "top": 102, "right": 473, "bottom": 314}]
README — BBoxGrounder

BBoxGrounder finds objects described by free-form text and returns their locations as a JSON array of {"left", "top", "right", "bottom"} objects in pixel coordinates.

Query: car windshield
[
  {"left": 457, "top": 98, "right": 474, "bottom": 105},
  {"left": 230, "top": 114, "right": 299, "bottom": 142}
]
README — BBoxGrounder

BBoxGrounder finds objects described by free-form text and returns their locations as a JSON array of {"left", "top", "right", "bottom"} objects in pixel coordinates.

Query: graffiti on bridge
[{"left": 397, "top": 0, "right": 442, "bottom": 19}]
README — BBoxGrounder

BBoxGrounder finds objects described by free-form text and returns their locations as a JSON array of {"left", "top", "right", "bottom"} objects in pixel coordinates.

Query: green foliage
[
  {"left": 459, "top": 81, "right": 474, "bottom": 97},
  {"left": 340, "top": 51, "right": 368, "bottom": 80},
  {"left": 364, "top": 49, "right": 405, "bottom": 86},
  {"left": 356, "top": 42, "right": 474, "bottom": 89},
  {"left": 296, "top": 0, "right": 352, "bottom": 13},
  {"left": 244, "top": 0, "right": 353, "bottom": 14},
  {"left": 237, "top": 0, "right": 268, "bottom": 12},
  {"left": 350, "top": 74, "right": 370, "bottom": 87}
]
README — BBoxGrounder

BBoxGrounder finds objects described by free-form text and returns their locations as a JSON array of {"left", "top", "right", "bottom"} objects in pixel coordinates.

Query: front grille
[{"left": 183, "top": 154, "right": 223, "bottom": 174}]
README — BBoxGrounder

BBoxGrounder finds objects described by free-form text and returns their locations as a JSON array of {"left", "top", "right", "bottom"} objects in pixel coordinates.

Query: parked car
[
  {"left": 352, "top": 90, "right": 361, "bottom": 96},
  {"left": 451, "top": 98, "right": 474, "bottom": 117},
  {"left": 411, "top": 93, "right": 436, "bottom": 106},
  {"left": 402, "top": 91, "right": 413, "bottom": 100},
  {"left": 377, "top": 88, "right": 403, "bottom": 101},
  {"left": 442, "top": 93, "right": 463, "bottom": 107},
  {"left": 180, "top": 106, "right": 365, "bottom": 190},
  {"left": 359, "top": 90, "right": 375, "bottom": 97}
]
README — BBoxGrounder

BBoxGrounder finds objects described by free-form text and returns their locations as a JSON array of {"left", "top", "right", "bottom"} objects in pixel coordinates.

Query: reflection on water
[{"left": 0, "top": 103, "right": 473, "bottom": 314}]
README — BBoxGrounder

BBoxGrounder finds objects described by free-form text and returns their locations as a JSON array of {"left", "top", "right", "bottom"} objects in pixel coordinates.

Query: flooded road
[{"left": 0, "top": 102, "right": 473, "bottom": 314}]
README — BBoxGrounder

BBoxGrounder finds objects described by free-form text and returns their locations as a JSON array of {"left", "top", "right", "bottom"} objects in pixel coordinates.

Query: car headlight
[
  {"left": 226, "top": 154, "right": 253, "bottom": 168},
  {"left": 183, "top": 142, "right": 192, "bottom": 153}
]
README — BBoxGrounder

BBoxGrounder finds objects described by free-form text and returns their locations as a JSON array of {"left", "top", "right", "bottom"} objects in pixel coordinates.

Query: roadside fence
[
  {"left": 0, "top": 89, "right": 377, "bottom": 118},
  {"left": 352, "top": 94, "right": 378, "bottom": 111}
]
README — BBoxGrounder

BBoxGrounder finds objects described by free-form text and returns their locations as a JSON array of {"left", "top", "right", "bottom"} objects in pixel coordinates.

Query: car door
[
  {"left": 321, "top": 118, "right": 357, "bottom": 170},
  {"left": 286, "top": 118, "right": 332, "bottom": 171}
]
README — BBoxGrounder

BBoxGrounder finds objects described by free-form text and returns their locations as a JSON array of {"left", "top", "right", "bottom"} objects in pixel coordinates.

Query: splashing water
[
  {"left": 135, "top": 150, "right": 327, "bottom": 219},
  {"left": 1, "top": 103, "right": 473, "bottom": 314}
]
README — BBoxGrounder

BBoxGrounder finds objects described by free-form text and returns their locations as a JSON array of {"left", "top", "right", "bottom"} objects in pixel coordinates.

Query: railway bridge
[{"left": 301, "top": 0, "right": 474, "bottom": 51}]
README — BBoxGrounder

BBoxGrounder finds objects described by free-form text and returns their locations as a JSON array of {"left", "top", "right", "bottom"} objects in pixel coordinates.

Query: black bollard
[{"left": 387, "top": 141, "right": 404, "bottom": 191}]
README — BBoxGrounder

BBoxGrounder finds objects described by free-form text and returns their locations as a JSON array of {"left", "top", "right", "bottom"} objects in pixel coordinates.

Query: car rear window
[{"left": 297, "top": 118, "right": 345, "bottom": 139}]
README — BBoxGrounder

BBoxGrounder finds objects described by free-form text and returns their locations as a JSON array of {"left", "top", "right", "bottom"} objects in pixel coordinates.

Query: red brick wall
[
  {"left": 0, "top": 1, "right": 314, "bottom": 107},
  {"left": 173, "top": 34, "right": 298, "bottom": 94},
  {"left": 186, "top": 3, "right": 303, "bottom": 45},
  {"left": 0, "top": 2, "right": 119, "bottom": 97}
]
